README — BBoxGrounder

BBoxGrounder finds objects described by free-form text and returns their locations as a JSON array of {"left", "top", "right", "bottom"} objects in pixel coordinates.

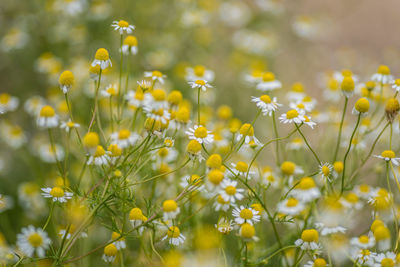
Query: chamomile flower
[
  {"left": 39, "top": 144, "right": 65, "bottom": 163},
  {"left": 277, "top": 197, "right": 305, "bottom": 216},
  {"left": 110, "top": 232, "right": 126, "bottom": 250},
  {"left": 87, "top": 145, "right": 110, "bottom": 166},
  {"left": 186, "top": 65, "right": 215, "bottom": 82},
  {"left": 186, "top": 125, "right": 214, "bottom": 144},
  {"left": 279, "top": 109, "right": 305, "bottom": 124},
  {"left": 287, "top": 137, "right": 305, "bottom": 150},
  {"left": 352, "top": 97, "right": 370, "bottom": 115},
  {"left": 179, "top": 174, "right": 202, "bottom": 189},
  {"left": 236, "top": 123, "right": 260, "bottom": 145},
  {"left": 110, "top": 129, "right": 139, "bottom": 148},
  {"left": 102, "top": 244, "right": 118, "bottom": 263},
  {"left": 41, "top": 187, "right": 73, "bottom": 203},
  {"left": 303, "top": 258, "right": 327, "bottom": 267},
  {"left": 333, "top": 69, "right": 359, "bottom": 83},
  {"left": 315, "top": 222, "right": 346, "bottom": 236},
  {"left": 290, "top": 177, "right": 320, "bottom": 202},
  {"left": 239, "top": 223, "right": 259, "bottom": 242},
  {"left": 162, "top": 226, "right": 185, "bottom": 246},
  {"left": 341, "top": 192, "right": 363, "bottom": 210},
  {"left": 354, "top": 184, "right": 375, "bottom": 200},
  {"left": 214, "top": 195, "right": 232, "bottom": 212},
  {"left": 125, "top": 88, "right": 145, "bottom": 108},
  {"left": 111, "top": 20, "right": 135, "bottom": 34},
  {"left": 295, "top": 229, "right": 320, "bottom": 250},
  {"left": 121, "top": 35, "right": 138, "bottom": 55},
  {"left": 0, "top": 93, "right": 19, "bottom": 114},
  {"left": 232, "top": 206, "right": 260, "bottom": 225},
  {"left": 92, "top": 48, "right": 112, "bottom": 70},
  {"left": 162, "top": 200, "right": 180, "bottom": 220},
  {"left": 373, "top": 252, "right": 397, "bottom": 267},
  {"left": 101, "top": 84, "right": 118, "bottom": 98},
  {"left": 186, "top": 140, "right": 204, "bottom": 162},
  {"left": 58, "top": 70, "right": 74, "bottom": 94},
  {"left": 303, "top": 115, "right": 317, "bottom": 129},
  {"left": 256, "top": 72, "right": 282, "bottom": 91},
  {"left": 188, "top": 79, "right": 212, "bottom": 92},
  {"left": 392, "top": 79, "right": 400, "bottom": 92},
  {"left": 37, "top": 105, "right": 58, "bottom": 128},
  {"left": 17, "top": 226, "right": 51, "bottom": 258},
  {"left": 215, "top": 217, "right": 234, "bottom": 234},
  {"left": 350, "top": 234, "right": 375, "bottom": 249},
  {"left": 341, "top": 76, "right": 355, "bottom": 98},
  {"left": 143, "top": 105, "right": 171, "bottom": 124},
  {"left": 374, "top": 150, "right": 400, "bottom": 165},
  {"left": 60, "top": 120, "right": 80, "bottom": 133},
  {"left": 319, "top": 163, "right": 333, "bottom": 181},
  {"left": 24, "top": 96, "right": 45, "bottom": 115},
  {"left": 371, "top": 65, "right": 394, "bottom": 85},
  {"left": 353, "top": 249, "right": 375, "bottom": 266},
  {"left": 251, "top": 95, "right": 282, "bottom": 116},
  {"left": 129, "top": 208, "right": 147, "bottom": 234},
  {"left": 144, "top": 70, "right": 166, "bottom": 84},
  {"left": 219, "top": 179, "right": 244, "bottom": 203}
]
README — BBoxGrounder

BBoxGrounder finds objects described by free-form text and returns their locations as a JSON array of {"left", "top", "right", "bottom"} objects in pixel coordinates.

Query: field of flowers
[{"left": 2, "top": 0, "right": 400, "bottom": 266}]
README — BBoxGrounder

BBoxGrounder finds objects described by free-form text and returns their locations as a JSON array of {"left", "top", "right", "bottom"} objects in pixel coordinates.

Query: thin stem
[
  {"left": 333, "top": 97, "right": 348, "bottom": 162},
  {"left": 197, "top": 88, "right": 201, "bottom": 125},
  {"left": 295, "top": 123, "right": 321, "bottom": 165},
  {"left": 340, "top": 113, "right": 361, "bottom": 194},
  {"left": 88, "top": 69, "right": 102, "bottom": 132},
  {"left": 272, "top": 111, "right": 281, "bottom": 166},
  {"left": 43, "top": 202, "right": 55, "bottom": 230}
]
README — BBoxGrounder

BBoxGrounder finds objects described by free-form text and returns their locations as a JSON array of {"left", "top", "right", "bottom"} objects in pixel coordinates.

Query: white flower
[
  {"left": 230, "top": 162, "right": 255, "bottom": 178},
  {"left": 232, "top": 206, "right": 260, "bottom": 225},
  {"left": 186, "top": 125, "right": 214, "bottom": 144},
  {"left": 38, "top": 144, "right": 64, "bottom": 163},
  {"left": 185, "top": 65, "right": 215, "bottom": 82},
  {"left": 60, "top": 120, "right": 80, "bottom": 133},
  {"left": 295, "top": 238, "right": 320, "bottom": 250},
  {"left": 162, "top": 226, "right": 185, "bottom": 246},
  {"left": 41, "top": 187, "right": 73, "bottom": 203},
  {"left": 290, "top": 177, "right": 320, "bottom": 203},
  {"left": 110, "top": 129, "right": 139, "bottom": 148},
  {"left": 87, "top": 146, "right": 110, "bottom": 166},
  {"left": 279, "top": 109, "right": 305, "bottom": 124},
  {"left": 315, "top": 222, "right": 346, "bottom": 236},
  {"left": 144, "top": 70, "right": 166, "bottom": 84},
  {"left": 17, "top": 225, "right": 51, "bottom": 258},
  {"left": 37, "top": 105, "right": 58, "bottom": 128},
  {"left": 350, "top": 234, "right": 375, "bottom": 249},
  {"left": 0, "top": 93, "right": 19, "bottom": 114},
  {"left": 373, "top": 252, "right": 397, "bottom": 267},
  {"left": 143, "top": 105, "right": 171, "bottom": 124},
  {"left": 213, "top": 195, "right": 232, "bottom": 212},
  {"left": 215, "top": 217, "right": 234, "bottom": 234},
  {"left": 251, "top": 95, "right": 281, "bottom": 116},
  {"left": 303, "top": 115, "right": 317, "bottom": 129},
  {"left": 101, "top": 84, "right": 118, "bottom": 98},
  {"left": 391, "top": 79, "right": 400, "bottom": 92},
  {"left": 188, "top": 79, "right": 213, "bottom": 92},
  {"left": 256, "top": 72, "right": 281, "bottom": 91},
  {"left": 277, "top": 197, "right": 305, "bottom": 216},
  {"left": 111, "top": 20, "right": 135, "bottom": 34},
  {"left": 162, "top": 200, "right": 180, "bottom": 221},
  {"left": 219, "top": 179, "right": 244, "bottom": 203},
  {"left": 374, "top": 150, "right": 400, "bottom": 166}
]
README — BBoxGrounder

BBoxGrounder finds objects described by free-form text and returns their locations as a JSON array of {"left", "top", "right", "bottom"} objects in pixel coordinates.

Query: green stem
[
  {"left": 88, "top": 69, "right": 102, "bottom": 132},
  {"left": 197, "top": 88, "right": 201, "bottom": 125},
  {"left": 43, "top": 202, "right": 55, "bottom": 230},
  {"left": 272, "top": 111, "right": 281, "bottom": 166},
  {"left": 333, "top": 97, "right": 348, "bottom": 162},
  {"left": 295, "top": 123, "right": 321, "bottom": 165}
]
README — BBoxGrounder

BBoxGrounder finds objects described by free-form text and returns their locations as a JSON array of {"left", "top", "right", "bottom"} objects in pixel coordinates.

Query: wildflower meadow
[{"left": 2, "top": 0, "right": 400, "bottom": 266}]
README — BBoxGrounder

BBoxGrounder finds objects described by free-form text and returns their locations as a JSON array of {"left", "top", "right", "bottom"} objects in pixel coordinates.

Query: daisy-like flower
[
  {"left": 230, "top": 161, "right": 255, "bottom": 178},
  {"left": 101, "top": 84, "right": 118, "bottom": 98},
  {"left": 303, "top": 258, "right": 327, "bottom": 267},
  {"left": 41, "top": 186, "right": 73, "bottom": 203},
  {"left": 277, "top": 197, "right": 305, "bottom": 216},
  {"left": 125, "top": 88, "right": 145, "bottom": 108},
  {"left": 39, "top": 144, "right": 65, "bottom": 163},
  {"left": 256, "top": 72, "right": 282, "bottom": 91},
  {"left": 186, "top": 125, "right": 214, "bottom": 144},
  {"left": 236, "top": 123, "right": 260, "bottom": 145},
  {"left": 129, "top": 208, "right": 147, "bottom": 234},
  {"left": 219, "top": 179, "right": 244, "bottom": 203},
  {"left": 251, "top": 95, "right": 282, "bottom": 116},
  {"left": 315, "top": 222, "right": 346, "bottom": 236},
  {"left": 352, "top": 97, "right": 370, "bottom": 115},
  {"left": 373, "top": 251, "right": 397, "bottom": 267},
  {"left": 350, "top": 234, "right": 375, "bottom": 249},
  {"left": 333, "top": 69, "right": 359, "bottom": 83},
  {"left": 110, "top": 232, "right": 126, "bottom": 250},
  {"left": 0, "top": 93, "right": 19, "bottom": 114},
  {"left": 144, "top": 70, "right": 166, "bottom": 84},
  {"left": 188, "top": 79, "right": 212, "bottom": 92},
  {"left": 319, "top": 163, "right": 333, "bottom": 181},
  {"left": 289, "top": 101, "right": 310, "bottom": 114},
  {"left": 295, "top": 229, "right": 320, "bottom": 250},
  {"left": 239, "top": 223, "right": 259, "bottom": 242},
  {"left": 102, "top": 244, "right": 118, "bottom": 263},
  {"left": 279, "top": 109, "right": 305, "bottom": 124},
  {"left": 213, "top": 195, "right": 232, "bottom": 212},
  {"left": 371, "top": 65, "right": 394, "bottom": 85},
  {"left": 341, "top": 76, "right": 355, "bottom": 98},
  {"left": 303, "top": 115, "right": 317, "bottom": 129},
  {"left": 287, "top": 137, "right": 305, "bottom": 150},
  {"left": 58, "top": 70, "right": 74, "bottom": 94},
  {"left": 144, "top": 89, "right": 168, "bottom": 109},
  {"left": 87, "top": 145, "right": 110, "bottom": 166},
  {"left": 111, "top": 20, "right": 135, "bottom": 34},
  {"left": 341, "top": 192, "right": 363, "bottom": 210},
  {"left": 121, "top": 35, "right": 138, "bottom": 55},
  {"left": 186, "top": 65, "right": 215, "bottom": 82},
  {"left": 290, "top": 177, "right": 320, "bottom": 202},
  {"left": 162, "top": 226, "right": 185, "bottom": 246},
  {"left": 60, "top": 120, "right": 80, "bottom": 133},
  {"left": 261, "top": 167, "right": 279, "bottom": 188},
  {"left": 92, "top": 48, "right": 112, "bottom": 70},
  {"left": 374, "top": 150, "right": 400, "bottom": 165},
  {"left": 391, "top": 79, "right": 400, "bottom": 92},
  {"left": 353, "top": 249, "right": 376, "bottom": 267},
  {"left": 137, "top": 80, "right": 152, "bottom": 90},
  {"left": 110, "top": 129, "right": 139, "bottom": 148},
  {"left": 354, "top": 184, "right": 375, "bottom": 200},
  {"left": 232, "top": 206, "right": 260, "bottom": 225},
  {"left": 179, "top": 174, "right": 202, "bottom": 189},
  {"left": 286, "top": 82, "right": 307, "bottom": 102},
  {"left": 17, "top": 226, "right": 51, "bottom": 257},
  {"left": 1, "top": 124, "right": 26, "bottom": 148},
  {"left": 186, "top": 140, "right": 204, "bottom": 162},
  {"left": 24, "top": 95, "right": 45, "bottom": 115},
  {"left": 37, "top": 105, "right": 58, "bottom": 128},
  {"left": 215, "top": 217, "right": 234, "bottom": 234},
  {"left": 143, "top": 105, "right": 171, "bottom": 125},
  {"left": 162, "top": 200, "right": 180, "bottom": 221}
]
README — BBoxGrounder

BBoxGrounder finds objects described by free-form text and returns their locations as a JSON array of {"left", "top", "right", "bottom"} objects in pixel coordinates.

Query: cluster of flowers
[{"left": 2, "top": 16, "right": 400, "bottom": 267}]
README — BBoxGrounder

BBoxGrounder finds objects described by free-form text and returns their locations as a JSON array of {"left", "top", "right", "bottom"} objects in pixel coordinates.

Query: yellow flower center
[
  {"left": 59, "top": 70, "right": 74, "bottom": 86},
  {"left": 118, "top": 129, "right": 130, "bottom": 139},
  {"left": 239, "top": 123, "right": 254, "bottom": 136},
  {"left": 345, "top": 192, "right": 359, "bottom": 203},
  {"left": 301, "top": 229, "right": 319, "bottom": 242},
  {"left": 206, "top": 154, "right": 222, "bottom": 169},
  {"left": 262, "top": 72, "right": 275, "bottom": 82},
  {"left": 341, "top": 77, "right": 355, "bottom": 92},
  {"left": 67, "top": 121, "right": 75, "bottom": 128},
  {"left": 28, "top": 233, "right": 43, "bottom": 248},
  {"left": 386, "top": 98, "right": 400, "bottom": 112},
  {"left": 359, "top": 184, "right": 370, "bottom": 193},
  {"left": 235, "top": 161, "right": 248, "bottom": 173},
  {"left": 152, "top": 89, "right": 166, "bottom": 101},
  {"left": 0, "top": 93, "right": 10, "bottom": 104},
  {"left": 313, "top": 258, "right": 327, "bottom": 267},
  {"left": 186, "top": 140, "right": 201, "bottom": 154},
  {"left": 377, "top": 65, "right": 390, "bottom": 75},
  {"left": 297, "top": 177, "right": 315, "bottom": 190},
  {"left": 194, "top": 126, "right": 208, "bottom": 138},
  {"left": 355, "top": 98, "right": 370, "bottom": 113},
  {"left": 374, "top": 226, "right": 390, "bottom": 241},
  {"left": 194, "top": 65, "right": 206, "bottom": 76},
  {"left": 333, "top": 161, "right": 343, "bottom": 173},
  {"left": 208, "top": 169, "right": 224, "bottom": 185},
  {"left": 83, "top": 132, "right": 99, "bottom": 148},
  {"left": 240, "top": 208, "right": 253, "bottom": 220},
  {"left": 260, "top": 95, "right": 271, "bottom": 103},
  {"left": 104, "top": 244, "right": 118, "bottom": 256},
  {"left": 168, "top": 90, "right": 182, "bottom": 105},
  {"left": 297, "top": 103, "right": 305, "bottom": 109},
  {"left": 240, "top": 223, "right": 255, "bottom": 238},
  {"left": 286, "top": 198, "right": 299, "bottom": 207},
  {"left": 95, "top": 48, "right": 109, "bottom": 61},
  {"left": 292, "top": 82, "right": 304, "bottom": 92},
  {"left": 108, "top": 144, "right": 122, "bottom": 157},
  {"left": 129, "top": 208, "right": 143, "bottom": 220},
  {"left": 217, "top": 195, "right": 229, "bottom": 204},
  {"left": 163, "top": 200, "right": 177, "bottom": 212},
  {"left": 195, "top": 80, "right": 206, "bottom": 86},
  {"left": 281, "top": 161, "right": 295, "bottom": 175},
  {"left": 152, "top": 70, "right": 162, "bottom": 77},
  {"left": 286, "top": 109, "right": 299, "bottom": 119},
  {"left": 158, "top": 147, "right": 169, "bottom": 157},
  {"left": 118, "top": 20, "right": 129, "bottom": 27},
  {"left": 321, "top": 165, "right": 330, "bottom": 176},
  {"left": 40, "top": 105, "right": 55, "bottom": 117},
  {"left": 106, "top": 87, "right": 117, "bottom": 95},
  {"left": 167, "top": 226, "right": 181, "bottom": 238},
  {"left": 225, "top": 185, "right": 236, "bottom": 195},
  {"left": 123, "top": 35, "right": 137, "bottom": 46},
  {"left": 381, "top": 150, "right": 395, "bottom": 158},
  {"left": 50, "top": 187, "right": 64, "bottom": 198},
  {"left": 94, "top": 145, "right": 106, "bottom": 157},
  {"left": 381, "top": 258, "right": 394, "bottom": 267},
  {"left": 358, "top": 235, "right": 369, "bottom": 244}
]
